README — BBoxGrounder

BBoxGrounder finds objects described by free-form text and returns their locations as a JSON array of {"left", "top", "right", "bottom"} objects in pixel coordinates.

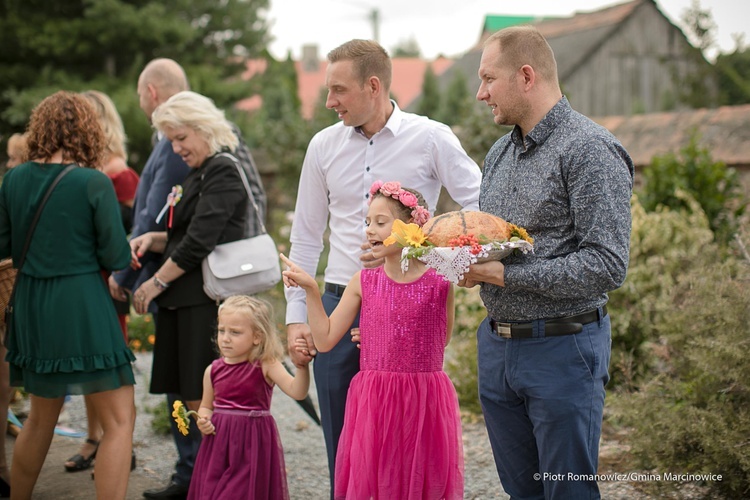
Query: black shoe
[
  {"left": 64, "top": 438, "right": 99, "bottom": 472},
  {"left": 142, "top": 480, "right": 189, "bottom": 499}
]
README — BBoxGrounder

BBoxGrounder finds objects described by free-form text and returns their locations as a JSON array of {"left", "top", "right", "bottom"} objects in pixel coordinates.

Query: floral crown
[{"left": 368, "top": 180, "right": 431, "bottom": 227}]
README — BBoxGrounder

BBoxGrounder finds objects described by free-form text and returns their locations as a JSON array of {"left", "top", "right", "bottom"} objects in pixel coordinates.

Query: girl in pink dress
[
  {"left": 282, "top": 181, "right": 464, "bottom": 499},
  {"left": 188, "top": 296, "right": 311, "bottom": 500}
]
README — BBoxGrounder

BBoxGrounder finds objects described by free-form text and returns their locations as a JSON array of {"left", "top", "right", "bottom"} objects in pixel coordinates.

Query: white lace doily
[{"left": 401, "top": 240, "right": 534, "bottom": 283}]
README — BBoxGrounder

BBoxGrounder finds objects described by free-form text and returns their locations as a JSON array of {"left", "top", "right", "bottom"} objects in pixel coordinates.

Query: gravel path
[{"left": 45, "top": 352, "right": 694, "bottom": 499}]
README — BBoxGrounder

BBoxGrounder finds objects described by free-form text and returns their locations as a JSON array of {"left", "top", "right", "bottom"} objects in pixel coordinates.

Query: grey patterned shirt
[{"left": 479, "top": 96, "right": 634, "bottom": 321}]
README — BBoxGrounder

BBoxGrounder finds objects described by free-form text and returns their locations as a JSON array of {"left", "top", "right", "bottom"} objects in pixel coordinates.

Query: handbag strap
[
  {"left": 6, "top": 164, "right": 76, "bottom": 310},
  {"left": 216, "top": 152, "right": 266, "bottom": 234}
]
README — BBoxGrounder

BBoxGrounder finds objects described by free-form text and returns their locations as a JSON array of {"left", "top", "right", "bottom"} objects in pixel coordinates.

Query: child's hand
[
  {"left": 350, "top": 328, "right": 361, "bottom": 350},
  {"left": 196, "top": 416, "right": 215, "bottom": 436},
  {"left": 293, "top": 338, "right": 315, "bottom": 366},
  {"left": 280, "top": 254, "right": 318, "bottom": 290}
]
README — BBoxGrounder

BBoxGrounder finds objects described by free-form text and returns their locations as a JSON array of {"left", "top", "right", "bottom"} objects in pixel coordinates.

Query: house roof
[
  {"left": 483, "top": 15, "right": 541, "bottom": 33},
  {"left": 472, "top": 0, "right": 645, "bottom": 81},
  {"left": 594, "top": 104, "right": 750, "bottom": 167},
  {"left": 239, "top": 55, "right": 455, "bottom": 120}
]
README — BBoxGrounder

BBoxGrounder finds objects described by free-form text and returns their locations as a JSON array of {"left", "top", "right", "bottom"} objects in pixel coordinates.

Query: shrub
[
  {"left": 609, "top": 257, "right": 750, "bottom": 498},
  {"left": 146, "top": 399, "right": 172, "bottom": 436},
  {"left": 637, "top": 131, "right": 747, "bottom": 244},
  {"left": 607, "top": 193, "right": 714, "bottom": 388},
  {"left": 127, "top": 311, "right": 156, "bottom": 352},
  {"left": 445, "top": 286, "right": 486, "bottom": 416}
]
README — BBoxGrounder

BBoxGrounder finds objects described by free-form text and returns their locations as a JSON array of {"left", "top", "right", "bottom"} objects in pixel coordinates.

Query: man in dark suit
[{"left": 110, "top": 58, "right": 194, "bottom": 500}]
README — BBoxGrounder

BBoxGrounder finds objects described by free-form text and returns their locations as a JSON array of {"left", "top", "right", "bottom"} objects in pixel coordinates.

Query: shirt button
[
  {"left": 369, "top": 140, "right": 373, "bottom": 145},
  {"left": 366, "top": 166, "right": 370, "bottom": 172},
  {"left": 365, "top": 193, "right": 369, "bottom": 199}
]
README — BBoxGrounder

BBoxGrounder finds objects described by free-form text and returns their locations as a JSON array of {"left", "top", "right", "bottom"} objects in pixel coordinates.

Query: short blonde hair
[
  {"left": 218, "top": 295, "right": 283, "bottom": 364},
  {"left": 328, "top": 39, "right": 392, "bottom": 91},
  {"left": 81, "top": 90, "right": 127, "bottom": 160},
  {"left": 485, "top": 25, "right": 559, "bottom": 85},
  {"left": 152, "top": 91, "right": 238, "bottom": 155}
]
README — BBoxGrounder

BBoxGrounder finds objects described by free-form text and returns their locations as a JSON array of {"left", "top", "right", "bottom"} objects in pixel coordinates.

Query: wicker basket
[{"left": 0, "top": 259, "right": 17, "bottom": 329}]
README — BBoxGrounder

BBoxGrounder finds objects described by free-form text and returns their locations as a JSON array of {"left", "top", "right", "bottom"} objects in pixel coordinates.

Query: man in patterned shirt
[{"left": 463, "top": 26, "right": 634, "bottom": 499}]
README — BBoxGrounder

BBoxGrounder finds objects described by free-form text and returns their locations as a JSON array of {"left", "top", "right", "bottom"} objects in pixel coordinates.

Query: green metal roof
[{"left": 483, "top": 15, "right": 538, "bottom": 32}]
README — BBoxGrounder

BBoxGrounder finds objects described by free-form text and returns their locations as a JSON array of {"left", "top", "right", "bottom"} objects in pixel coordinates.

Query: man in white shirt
[{"left": 285, "top": 39, "right": 481, "bottom": 495}]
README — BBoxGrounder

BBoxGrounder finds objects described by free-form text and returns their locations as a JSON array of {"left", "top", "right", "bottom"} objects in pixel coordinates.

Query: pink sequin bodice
[{"left": 359, "top": 267, "right": 450, "bottom": 373}]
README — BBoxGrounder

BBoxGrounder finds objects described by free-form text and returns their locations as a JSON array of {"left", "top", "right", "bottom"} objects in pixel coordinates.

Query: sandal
[{"left": 64, "top": 438, "right": 99, "bottom": 472}]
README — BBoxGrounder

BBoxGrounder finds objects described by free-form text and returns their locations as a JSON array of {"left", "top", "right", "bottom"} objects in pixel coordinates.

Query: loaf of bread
[{"left": 422, "top": 211, "right": 512, "bottom": 247}]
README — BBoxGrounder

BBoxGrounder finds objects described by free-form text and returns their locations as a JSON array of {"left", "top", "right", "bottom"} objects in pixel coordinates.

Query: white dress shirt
[{"left": 285, "top": 101, "right": 481, "bottom": 324}]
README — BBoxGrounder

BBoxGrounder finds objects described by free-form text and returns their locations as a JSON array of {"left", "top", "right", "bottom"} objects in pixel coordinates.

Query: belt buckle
[{"left": 496, "top": 322, "right": 513, "bottom": 338}]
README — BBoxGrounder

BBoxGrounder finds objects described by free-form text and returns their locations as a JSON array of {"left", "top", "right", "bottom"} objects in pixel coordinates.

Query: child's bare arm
[
  {"left": 265, "top": 359, "right": 310, "bottom": 401},
  {"left": 446, "top": 285, "right": 455, "bottom": 346},
  {"left": 281, "top": 254, "right": 362, "bottom": 352},
  {"left": 196, "top": 365, "right": 215, "bottom": 435}
]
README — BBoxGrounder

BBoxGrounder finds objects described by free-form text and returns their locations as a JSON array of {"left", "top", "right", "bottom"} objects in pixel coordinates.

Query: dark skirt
[{"left": 150, "top": 302, "right": 219, "bottom": 400}]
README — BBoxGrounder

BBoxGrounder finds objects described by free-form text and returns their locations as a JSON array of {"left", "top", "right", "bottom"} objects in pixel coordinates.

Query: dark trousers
[
  {"left": 477, "top": 310, "right": 611, "bottom": 500},
  {"left": 315, "top": 290, "right": 360, "bottom": 498},
  {"left": 167, "top": 392, "right": 202, "bottom": 488}
]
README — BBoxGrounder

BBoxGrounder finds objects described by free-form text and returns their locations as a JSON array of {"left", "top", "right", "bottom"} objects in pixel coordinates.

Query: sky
[{"left": 265, "top": 0, "right": 748, "bottom": 62}]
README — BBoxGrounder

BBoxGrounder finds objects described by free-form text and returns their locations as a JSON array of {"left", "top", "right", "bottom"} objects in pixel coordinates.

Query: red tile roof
[
  {"left": 239, "top": 56, "right": 454, "bottom": 119},
  {"left": 593, "top": 104, "right": 750, "bottom": 167}
]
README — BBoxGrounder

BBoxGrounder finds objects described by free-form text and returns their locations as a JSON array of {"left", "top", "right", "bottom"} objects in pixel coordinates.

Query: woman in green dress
[{"left": 0, "top": 91, "right": 136, "bottom": 499}]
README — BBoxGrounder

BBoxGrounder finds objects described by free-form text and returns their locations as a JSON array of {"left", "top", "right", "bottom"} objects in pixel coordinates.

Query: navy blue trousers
[
  {"left": 315, "top": 290, "right": 360, "bottom": 498},
  {"left": 167, "top": 392, "right": 201, "bottom": 487},
  {"left": 477, "top": 309, "right": 611, "bottom": 500}
]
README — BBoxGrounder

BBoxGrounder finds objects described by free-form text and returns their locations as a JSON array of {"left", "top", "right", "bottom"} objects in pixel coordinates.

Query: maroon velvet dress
[{"left": 187, "top": 359, "right": 289, "bottom": 500}]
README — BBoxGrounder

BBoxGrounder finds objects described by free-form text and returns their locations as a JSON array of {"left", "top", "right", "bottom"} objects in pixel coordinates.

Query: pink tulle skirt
[{"left": 335, "top": 370, "right": 464, "bottom": 500}]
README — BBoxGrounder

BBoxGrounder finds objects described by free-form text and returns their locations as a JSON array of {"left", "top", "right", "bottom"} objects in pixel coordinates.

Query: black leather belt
[
  {"left": 324, "top": 282, "right": 347, "bottom": 297},
  {"left": 490, "top": 306, "right": 607, "bottom": 339}
]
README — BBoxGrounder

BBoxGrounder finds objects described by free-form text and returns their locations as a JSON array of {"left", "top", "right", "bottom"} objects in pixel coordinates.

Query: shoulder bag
[
  {"left": 4, "top": 165, "right": 76, "bottom": 344},
  {"left": 201, "top": 154, "right": 281, "bottom": 302}
]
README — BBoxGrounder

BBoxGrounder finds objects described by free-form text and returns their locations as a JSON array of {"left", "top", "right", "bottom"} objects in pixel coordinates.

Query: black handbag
[{"left": 4, "top": 165, "right": 75, "bottom": 345}]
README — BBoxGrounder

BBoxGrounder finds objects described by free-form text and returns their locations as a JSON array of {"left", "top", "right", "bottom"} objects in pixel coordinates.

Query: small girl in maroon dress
[{"left": 187, "top": 296, "right": 310, "bottom": 500}]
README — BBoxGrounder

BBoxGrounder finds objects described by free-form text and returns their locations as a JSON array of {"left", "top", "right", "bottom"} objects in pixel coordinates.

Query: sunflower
[
  {"left": 384, "top": 219, "right": 428, "bottom": 248},
  {"left": 172, "top": 400, "right": 198, "bottom": 436},
  {"left": 508, "top": 223, "right": 534, "bottom": 244}
]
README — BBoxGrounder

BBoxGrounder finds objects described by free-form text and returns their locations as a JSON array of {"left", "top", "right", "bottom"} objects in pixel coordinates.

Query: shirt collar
[
  {"left": 351, "top": 100, "right": 403, "bottom": 139},
  {"left": 511, "top": 95, "right": 571, "bottom": 149}
]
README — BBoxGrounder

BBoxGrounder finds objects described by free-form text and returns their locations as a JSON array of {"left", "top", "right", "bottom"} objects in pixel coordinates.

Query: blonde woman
[
  {"left": 81, "top": 91, "right": 140, "bottom": 233},
  {"left": 129, "top": 91, "right": 255, "bottom": 497},
  {"left": 60, "top": 91, "right": 139, "bottom": 476}
]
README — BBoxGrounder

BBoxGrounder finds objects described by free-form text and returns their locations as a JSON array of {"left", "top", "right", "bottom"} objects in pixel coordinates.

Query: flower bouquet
[{"left": 385, "top": 211, "right": 534, "bottom": 284}]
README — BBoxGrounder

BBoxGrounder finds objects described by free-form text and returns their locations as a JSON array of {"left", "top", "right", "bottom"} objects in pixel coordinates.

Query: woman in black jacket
[{"left": 130, "top": 90, "right": 252, "bottom": 426}]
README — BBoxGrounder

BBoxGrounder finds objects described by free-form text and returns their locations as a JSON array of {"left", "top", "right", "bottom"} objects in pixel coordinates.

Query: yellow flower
[
  {"left": 508, "top": 223, "right": 534, "bottom": 244},
  {"left": 147, "top": 334, "right": 155, "bottom": 345},
  {"left": 384, "top": 219, "right": 428, "bottom": 248},
  {"left": 172, "top": 400, "right": 198, "bottom": 436}
]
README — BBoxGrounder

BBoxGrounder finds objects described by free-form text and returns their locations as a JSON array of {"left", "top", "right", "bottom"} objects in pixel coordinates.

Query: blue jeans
[
  {"left": 314, "top": 290, "right": 360, "bottom": 498},
  {"left": 477, "top": 309, "right": 611, "bottom": 500}
]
